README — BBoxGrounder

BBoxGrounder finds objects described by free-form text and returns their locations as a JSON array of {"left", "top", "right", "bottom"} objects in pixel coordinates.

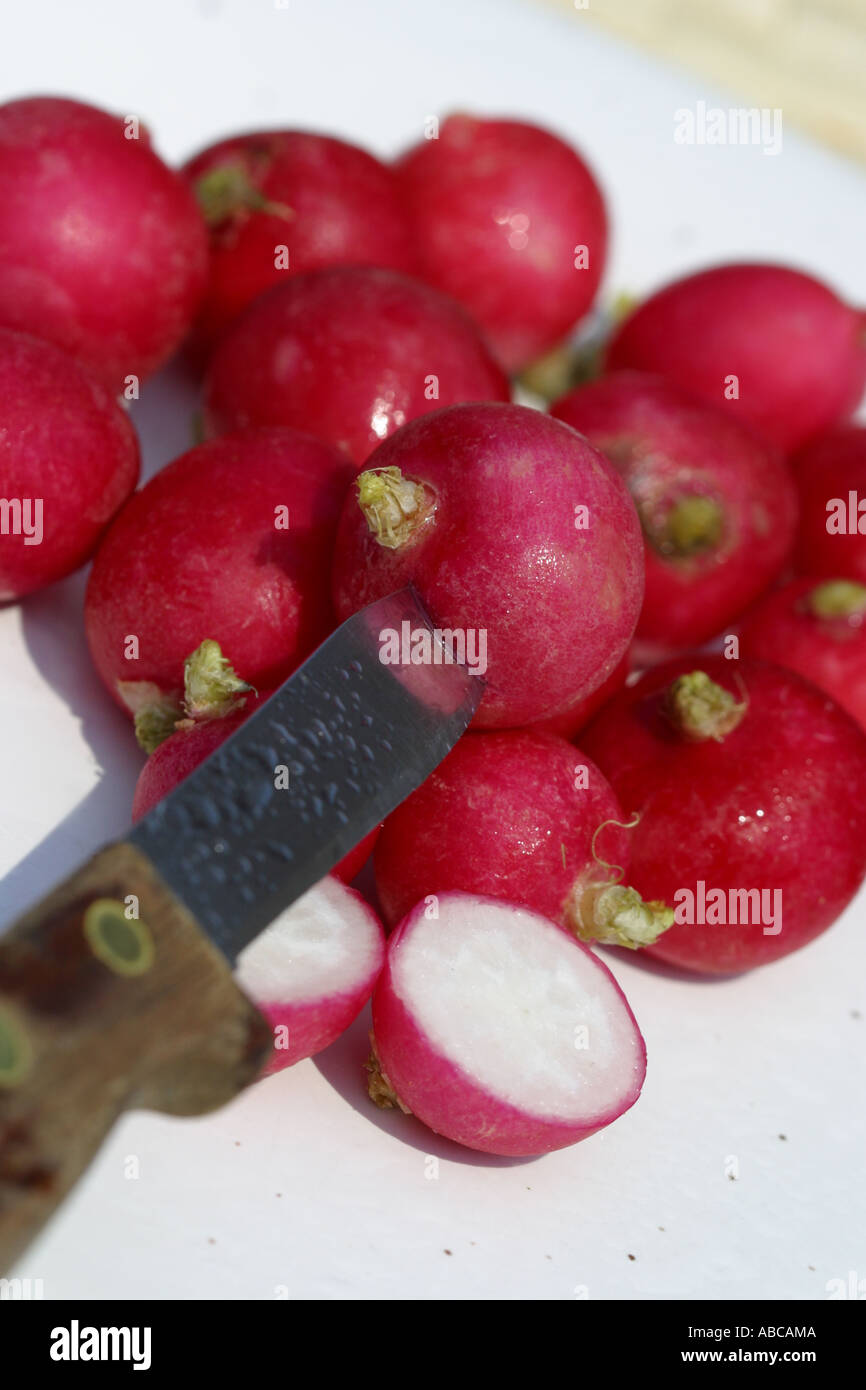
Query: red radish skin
[
  {"left": 374, "top": 730, "right": 645, "bottom": 939},
  {"left": 331, "top": 402, "right": 645, "bottom": 727},
  {"left": 237, "top": 876, "right": 385, "bottom": 1076},
  {"left": 183, "top": 129, "right": 416, "bottom": 352},
  {"left": 0, "top": 96, "right": 208, "bottom": 389},
  {"left": 739, "top": 578, "right": 866, "bottom": 732},
  {"left": 396, "top": 115, "right": 607, "bottom": 373},
  {"left": 203, "top": 266, "right": 510, "bottom": 464},
  {"left": 132, "top": 704, "right": 254, "bottom": 822},
  {"left": 332, "top": 828, "right": 382, "bottom": 885},
  {"left": 530, "top": 654, "right": 630, "bottom": 740},
  {"left": 582, "top": 656, "right": 866, "bottom": 974},
  {"left": 131, "top": 694, "right": 381, "bottom": 883},
  {"left": 793, "top": 425, "right": 866, "bottom": 584},
  {"left": 85, "top": 428, "right": 354, "bottom": 714},
  {"left": 0, "top": 328, "right": 139, "bottom": 601},
  {"left": 551, "top": 372, "right": 797, "bottom": 652},
  {"left": 607, "top": 264, "right": 866, "bottom": 453},
  {"left": 368, "top": 892, "right": 647, "bottom": 1156}
]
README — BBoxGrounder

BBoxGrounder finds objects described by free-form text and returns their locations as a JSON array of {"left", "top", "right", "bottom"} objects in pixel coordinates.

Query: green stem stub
[
  {"left": 663, "top": 670, "right": 746, "bottom": 743},
  {"left": 133, "top": 698, "right": 185, "bottom": 755},
  {"left": 573, "top": 883, "right": 674, "bottom": 950},
  {"left": 357, "top": 466, "right": 432, "bottom": 549},
  {"left": 808, "top": 580, "right": 866, "bottom": 621},
  {"left": 117, "top": 680, "right": 183, "bottom": 754},
  {"left": 183, "top": 639, "right": 252, "bottom": 721},
  {"left": 121, "top": 640, "right": 252, "bottom": 753},
  {"left": 644, "top": 494, "right": 724, "bottom": 559},
  {"left": 194, "top": 164, "right": 294, "bottom": 228}
]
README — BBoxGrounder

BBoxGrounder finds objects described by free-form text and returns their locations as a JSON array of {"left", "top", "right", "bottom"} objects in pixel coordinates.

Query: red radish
[
  {"left": 0, "top": 328, "right": 139, "bottom": 601},
  {"left": 530, "top": 654, "right": 630, "bottom": 740},
  {"left": 130, "top": 653, "right": 381, "bottom": 881},
  {"left": 330, "top": 828, "right": 381, "bottom": 885},
  {"left": 607, "top": 264, "right": 866, "bottom": 452},
  {"left": 0, "top": 96, "right": 207, "bottom": 389},
  {"left": 582, "top": 656, "right": 866, "bottom": 974},
  {"left": 395, "top": 114, "right": 607, "bottom": 373},
  {"left": 551, "top": 372, "right": 797, "bottom": 652},
  {"left": 203, "top": 266, "right": 509, "bottom": 464},
  {"left": 85, "top": 428, "right": 354, "bottom": 716},
  {"left": 183, "top": 129, "right": 416, "bottom": 352},
  {"left": 374, "top": 730, "right": 670, "bottom": 945},
  {"left": 739, "top": 577, "right": 866, "bottom": 732},
  {"left": 793, "top": 424, "right": 866, "bottom": 583},
  {"left": 367, "top": 892, "right": 646, "bottom": 1156},
  {"left": 331, "top": 402, "right": 644, "bottom": 727},
  {"left": 237, "top": 876, "right": 385, "bottom": 1077},
  {"left": 132, "top": 701, "right": 259, "bottom": 817}
]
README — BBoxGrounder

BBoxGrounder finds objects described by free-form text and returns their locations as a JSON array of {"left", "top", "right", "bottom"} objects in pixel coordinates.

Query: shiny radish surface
[
  {"left": 607, "top": 264, "right": 866, "bottom": 452},
  {"left": 551, "top": 371, "right": 797, "bottom": 652},
  {"left": 85, "top": 429, "right": 354, "bottom": 715},
  {"left": 0, "top": 328, "right": 139, "bottom": 601},
  {"left": 0, "top": 96, "right": 207, "bottom": 389},
  {"left": 331, "top": 402, "right": 644, "bottom": 727},
  {"left": 184, "top": 129, "right": 415, "bottom": 353},
  {"left": 203, "top": 266, "right": 509, "bottom": 463},
  {"left": 582, "top": 656, "right": 866, "bottom": 973},
  {"left": 793, "top": 425, "right": 866, "bottom": 585},
  {"left": 396, "top": 114, "right": 607, "bottom": 373},
  {"left": 739, "top": 578, "right": 866, "bottom": 732}
]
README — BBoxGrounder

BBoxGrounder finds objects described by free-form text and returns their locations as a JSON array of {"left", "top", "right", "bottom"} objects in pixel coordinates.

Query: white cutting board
[{"left": 1, "top": 0, "right": 864, "bottom": 1301}]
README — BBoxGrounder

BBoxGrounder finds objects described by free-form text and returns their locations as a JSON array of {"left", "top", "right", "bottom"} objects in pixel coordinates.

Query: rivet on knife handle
[{"left": 0, "top": 842, "right": 271, "bottom": 1275}]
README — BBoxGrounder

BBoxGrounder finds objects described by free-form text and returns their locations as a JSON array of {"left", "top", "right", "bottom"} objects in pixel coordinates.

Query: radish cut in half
[
  {"left": 369, "top": 892, "right": 646, "bottom": 1155},
  {"left": 236, "top": 876, "right": 385, "bottom": 1076}
]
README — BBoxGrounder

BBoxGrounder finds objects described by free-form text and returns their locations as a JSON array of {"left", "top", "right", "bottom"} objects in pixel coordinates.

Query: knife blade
[
  {"left": 129, "top": 585, "right": 482, "bottom": 959},
  {"left": 0, "top": 587, "right": 482, "bottom": 1271}
]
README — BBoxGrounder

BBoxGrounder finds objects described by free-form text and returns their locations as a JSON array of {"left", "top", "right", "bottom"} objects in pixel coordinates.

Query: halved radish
[
  {"left": 236, "top": 877, "right": 385, "bottom": 1077},
  {"left": 368, "top": 892, "right": 646, "bottom": 1155}
]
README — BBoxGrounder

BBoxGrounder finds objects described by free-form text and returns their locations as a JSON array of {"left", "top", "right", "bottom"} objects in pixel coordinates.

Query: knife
[{"left": 0, "top": 586, "right": 482, "bottom": 1272}]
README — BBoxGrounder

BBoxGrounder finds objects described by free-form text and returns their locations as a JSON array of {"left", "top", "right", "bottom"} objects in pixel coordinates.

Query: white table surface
[{"left": 1, "top": 0, "right": 864, "bottom": 1301}]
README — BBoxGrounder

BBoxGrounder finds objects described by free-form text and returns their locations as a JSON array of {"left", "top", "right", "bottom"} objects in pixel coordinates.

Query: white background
[{"left": 1, "top": 0, "right": 865, "bottom": 1300}]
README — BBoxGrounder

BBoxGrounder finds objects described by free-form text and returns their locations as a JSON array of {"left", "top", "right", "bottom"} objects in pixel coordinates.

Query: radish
[
  {"left": 0, "top": 328, "right": 139, "bottom": 601},
  {"left": 395, "top": 114, "right": 608, "bottom": 373},
  {"left": 551, "top": 372, "right": 797, "bottom": 653},
  {"left": 530, "top": 654, "right": 630, "bottom": 740},
  {"left": 183, "top": 129, "right": 415, "bottom": 352},
  {"left": 85, "top": 428, "right": 354, "bottom": 716},
  {"left": 130, "top": 645, "right": 381, "bottom": 881},
  {"left": 0, "top": 96, "right": 207, "bottom": 389},
  {"left": 739, "top": 578, "right": 866, "bottom": 732},
  {"left": 203, "top": 266, "right": 509, "bottom": 464},
  {"left": 331, "top": 402, "right": 644, "bottom": 727},
  {"left": 374, "top": 729, "right": 671, "bottom": 946},
  {"left": 793, "top": 424, "right": 866, "bottom": 584},
  {"left": 367, "top": 892, "right": 647, "bottom": 1156},
  {"left": 582, "top": 656, "right": 866, "bottom": 973},
  {"left": 606, "top": 264, "right": 866, "bottom": 452},
  {"left": 237, "top": 876, "right": 385, "bottom": 1077}
]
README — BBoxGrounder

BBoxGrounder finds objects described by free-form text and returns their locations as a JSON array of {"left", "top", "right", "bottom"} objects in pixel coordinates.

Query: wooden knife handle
[{"left": 0, "top": 841, "right": 271, "bottom": 1274}]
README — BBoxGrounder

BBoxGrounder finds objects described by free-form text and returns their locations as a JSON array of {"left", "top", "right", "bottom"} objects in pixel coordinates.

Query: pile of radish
[{"left": 2, "top": 95, "right": 866, "bottom": 1158}]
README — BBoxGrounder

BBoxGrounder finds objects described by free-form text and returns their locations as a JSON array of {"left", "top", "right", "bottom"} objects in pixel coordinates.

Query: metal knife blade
[{"left": 129, "top": 586, "right": 483, "bottom": 959}]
